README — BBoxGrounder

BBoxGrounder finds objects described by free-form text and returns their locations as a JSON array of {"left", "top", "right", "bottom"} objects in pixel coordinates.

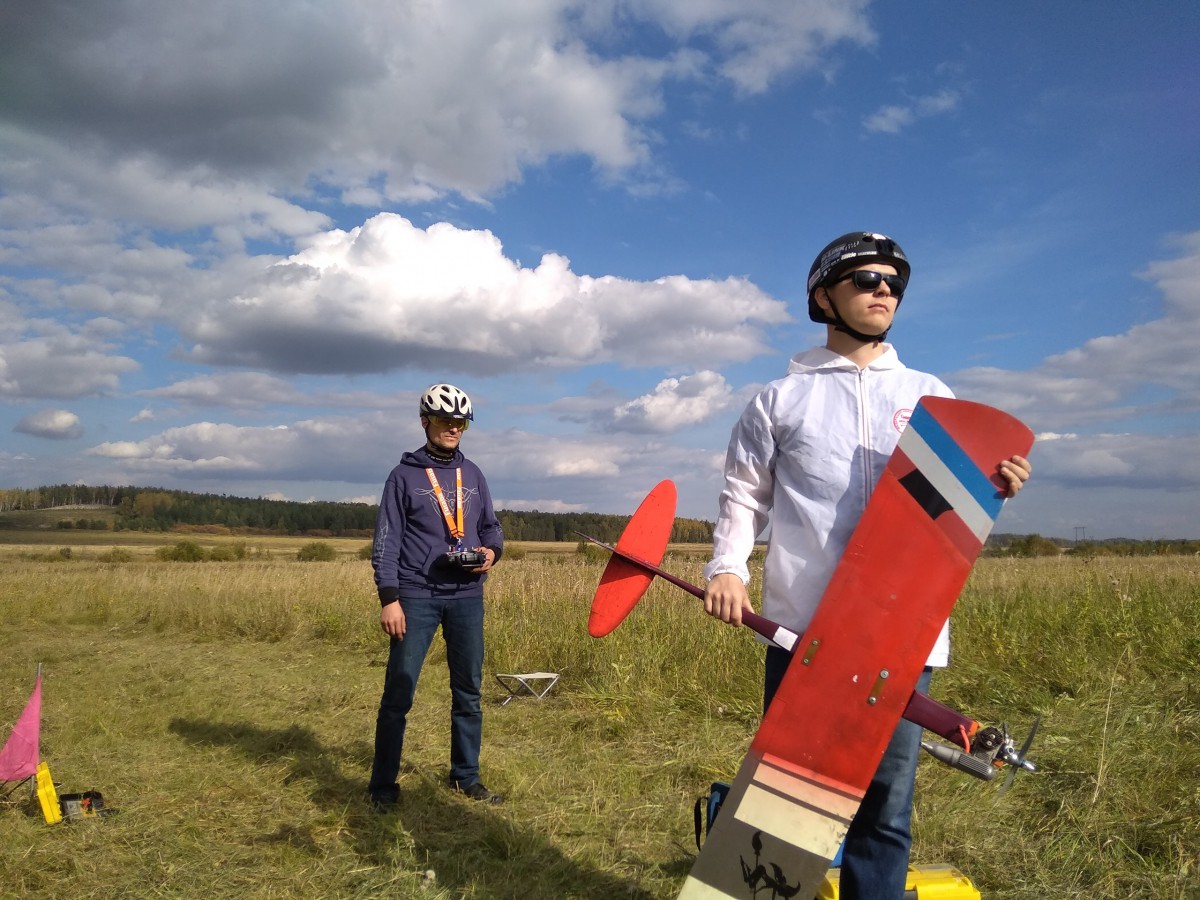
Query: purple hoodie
[{"left": 371, "top": 444, "right": 504, "bottom": 605}]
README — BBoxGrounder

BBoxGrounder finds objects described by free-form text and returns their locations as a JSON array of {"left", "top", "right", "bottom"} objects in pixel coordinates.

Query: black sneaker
[
  {"left": 453, "top": 781, "right": 504, "bottom": 804},
  {"left": 369, "top": 789, "right": 400, "bottom": 813}
]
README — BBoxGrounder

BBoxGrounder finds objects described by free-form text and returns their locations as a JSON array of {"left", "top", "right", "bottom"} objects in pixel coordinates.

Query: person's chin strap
[{"left": 827, "top": 300, "right": 891, "bottom": 343}]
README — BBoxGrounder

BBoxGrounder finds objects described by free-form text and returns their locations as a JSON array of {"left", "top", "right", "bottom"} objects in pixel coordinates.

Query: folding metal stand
[{"left": 495, "top": 672, "right": 559, "bottom": 706}]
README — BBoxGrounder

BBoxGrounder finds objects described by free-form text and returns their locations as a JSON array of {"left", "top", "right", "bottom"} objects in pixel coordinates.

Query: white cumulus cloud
[
  {"left": 175, "top": 213, "right": 789, "bottom": 376},
  {"left": 0, "top": 331, "right": 139, "bottom": 400},
  {"left": 14, "top": 408, "right": 84, "bottom": 440},
  {"left": 612, "top": 371, "right": 736, "bottom": 433}
]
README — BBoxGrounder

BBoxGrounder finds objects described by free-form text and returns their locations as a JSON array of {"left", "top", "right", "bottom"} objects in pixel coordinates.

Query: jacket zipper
[{"left": 857, "top": 367, "right": 873, "bottom": 511}]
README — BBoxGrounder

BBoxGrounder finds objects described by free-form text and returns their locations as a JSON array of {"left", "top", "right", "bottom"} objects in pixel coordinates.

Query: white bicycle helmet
[{"left": 419, "top": 383, "right": 473, "bottom": 420}]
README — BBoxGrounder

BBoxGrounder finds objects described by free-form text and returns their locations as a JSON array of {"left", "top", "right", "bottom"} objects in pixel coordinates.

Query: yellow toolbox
[
  {"left": 818, "top": 863, "right": 982, "bottom": 899},
  {"left": 35, "top": 761, "right": 62, "bottom": 825}
]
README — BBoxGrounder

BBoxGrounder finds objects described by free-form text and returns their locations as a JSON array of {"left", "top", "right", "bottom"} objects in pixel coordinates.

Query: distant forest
[
  {"left": 5, "top": 485, "right": 1198, "bottom": 556},
  {"left": 0, "top": 484, "right": 716, "bottom": 544}
]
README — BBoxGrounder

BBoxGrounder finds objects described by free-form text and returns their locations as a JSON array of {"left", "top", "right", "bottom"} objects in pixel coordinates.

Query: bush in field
[
  {"left": 357, "top": 543, "right": 373, "bottom": 560},
  {"left": 1006, "top": 533, "right": 1063, "bottom": 557},
  {"left": 297, "top": 541, "right": 337, "bottom": 561},
  {"left": 207, "top": 542, "right": 248, "bottom": 562},
  {"left": 62, "top": 518, "right": 107, "bottom": 530},
  {"left": 22, "top": 548, "right": 76, "bottom": 561},
  {"left": 575, "top": 540, "right": 608, "bottom": 563},
  {"left": 97, "top": 548, "right": 134, "bottom": 563},
  {"left": 156, "top": 540, "right": 206, "bottom": 562}
]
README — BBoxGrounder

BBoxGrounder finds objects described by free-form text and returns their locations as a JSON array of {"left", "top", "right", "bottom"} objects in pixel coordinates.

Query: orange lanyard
[{"left": 425, "top": 468, "right": 464, "bottom": 545}]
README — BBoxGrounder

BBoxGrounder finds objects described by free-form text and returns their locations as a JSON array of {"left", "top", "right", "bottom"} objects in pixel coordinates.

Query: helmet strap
[{"left": 823, "top": 295, "right": 891, "bottom": 344}]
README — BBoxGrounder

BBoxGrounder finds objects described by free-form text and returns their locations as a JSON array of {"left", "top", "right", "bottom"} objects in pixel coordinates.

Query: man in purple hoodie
[{"left": 369, "top": 383, "right": 506, "bottom": 808}]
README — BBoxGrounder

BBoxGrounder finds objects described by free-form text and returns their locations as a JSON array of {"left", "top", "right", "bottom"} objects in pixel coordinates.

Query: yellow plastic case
[
  {"left": 35, "top": 761, "right": 62, "bottom": 825},
  {"left": 818, "top": 864, "right": 982, "bottom": 899}
]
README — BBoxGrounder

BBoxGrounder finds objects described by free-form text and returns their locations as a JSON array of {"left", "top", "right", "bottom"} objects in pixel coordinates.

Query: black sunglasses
[{"left": 832, "top": 269, "right": 906, "bottom": 298}]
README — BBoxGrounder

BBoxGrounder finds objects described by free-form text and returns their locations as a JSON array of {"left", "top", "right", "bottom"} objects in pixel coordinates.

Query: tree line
[
  {"left": 987, "top": 532, "right": 1200, "bottom": 557},
  {"left": 497, "top": 509, "right": 714, "bottom": 544},
  {"left": 8, "top": 486, "right": 1198, "bottom": 553},
  {"left": 0, "top": 484, "right": 716, "bottom": 543}
]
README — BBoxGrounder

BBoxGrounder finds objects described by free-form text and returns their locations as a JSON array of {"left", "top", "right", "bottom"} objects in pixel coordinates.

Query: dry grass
[{"left": 1, "top": 549, "right": 1197, "bottom": 898}]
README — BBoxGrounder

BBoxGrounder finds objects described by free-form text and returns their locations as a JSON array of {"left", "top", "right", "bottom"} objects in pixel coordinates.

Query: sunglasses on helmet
[{"left": 832, "top": 269, "right": 906, "bottom": 298}]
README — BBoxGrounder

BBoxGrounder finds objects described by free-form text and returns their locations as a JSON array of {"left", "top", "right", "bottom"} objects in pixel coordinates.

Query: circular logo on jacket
[{"left": 893, "top": 408, "right": 912, "bottom": 432}]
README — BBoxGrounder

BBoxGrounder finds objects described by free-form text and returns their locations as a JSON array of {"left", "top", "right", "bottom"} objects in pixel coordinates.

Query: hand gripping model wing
[{"left": 579, "top": 397, "right": 1036, "bottom": 899}]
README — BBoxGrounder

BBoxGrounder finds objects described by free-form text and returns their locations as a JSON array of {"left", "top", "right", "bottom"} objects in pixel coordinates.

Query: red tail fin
[{"left": 586, "top": 480, "right": 676, "bottom": 637}]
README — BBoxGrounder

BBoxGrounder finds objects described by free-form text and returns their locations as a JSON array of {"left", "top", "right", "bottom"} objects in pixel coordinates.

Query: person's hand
[
  {"left": 704, "top": 572, "right": 753, "bottom": 627},
  {"left": 998, "top": 454, "right": 1032, "bottom": 498},
  {"left": 470, "top": 547, "right": 496, "bottom": 573},
  {"left": 380, "top": 600, "right": 406, "bottom": 638}
]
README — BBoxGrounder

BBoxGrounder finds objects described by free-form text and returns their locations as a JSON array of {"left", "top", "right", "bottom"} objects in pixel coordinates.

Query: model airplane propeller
[
  {"left": 1001, "top": 715, "right": 1042, "bottom": 791},
  {"left": 578, "top": 478, "right": 1041, "bottom": 787},
  {"left": 919, "top": 715, "right": 1040, "bottom": 789}
]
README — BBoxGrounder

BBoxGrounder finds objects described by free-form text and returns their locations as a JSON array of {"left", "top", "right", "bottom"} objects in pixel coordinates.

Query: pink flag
[{"left": 0, "top": 670, "right": 42, "bottom": 782}]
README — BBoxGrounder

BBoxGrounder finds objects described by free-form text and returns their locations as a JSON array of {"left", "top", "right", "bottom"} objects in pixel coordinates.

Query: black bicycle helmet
[{"left": 806, "top": 231, "right": 910, "bottom": 325}]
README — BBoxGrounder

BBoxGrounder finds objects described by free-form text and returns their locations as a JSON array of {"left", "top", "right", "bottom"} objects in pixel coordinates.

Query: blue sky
[{"left": 2, "top": 1, "right": 1198, "bottom": 539}]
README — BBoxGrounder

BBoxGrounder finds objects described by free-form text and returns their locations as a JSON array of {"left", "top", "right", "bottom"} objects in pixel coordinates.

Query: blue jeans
[
  {"left": 369, "top": 594, "right": 485, "bottom": 802},
  {"left": 764, "top": 647, "right": 933, "bottom": 900}
]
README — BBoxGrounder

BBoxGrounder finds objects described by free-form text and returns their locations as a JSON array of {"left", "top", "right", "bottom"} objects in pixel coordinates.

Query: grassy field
[{"left": 0, "top": 534, "right": 1197, "bottom": 898}]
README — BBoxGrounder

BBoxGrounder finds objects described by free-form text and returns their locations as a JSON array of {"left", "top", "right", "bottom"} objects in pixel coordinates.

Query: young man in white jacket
[{"left": 703, "top": 231, "right": 1031, "bottom": 899}]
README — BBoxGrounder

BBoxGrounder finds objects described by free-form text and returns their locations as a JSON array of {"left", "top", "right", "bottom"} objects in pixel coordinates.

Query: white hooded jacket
[{"left": 704, "top": 345, "right": 956, "bottom": 666}]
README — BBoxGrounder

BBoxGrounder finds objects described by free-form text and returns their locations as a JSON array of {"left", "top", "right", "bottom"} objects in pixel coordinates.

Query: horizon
[{"left": 8, "top": 482, "right": 1199, "bottom": 545}]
